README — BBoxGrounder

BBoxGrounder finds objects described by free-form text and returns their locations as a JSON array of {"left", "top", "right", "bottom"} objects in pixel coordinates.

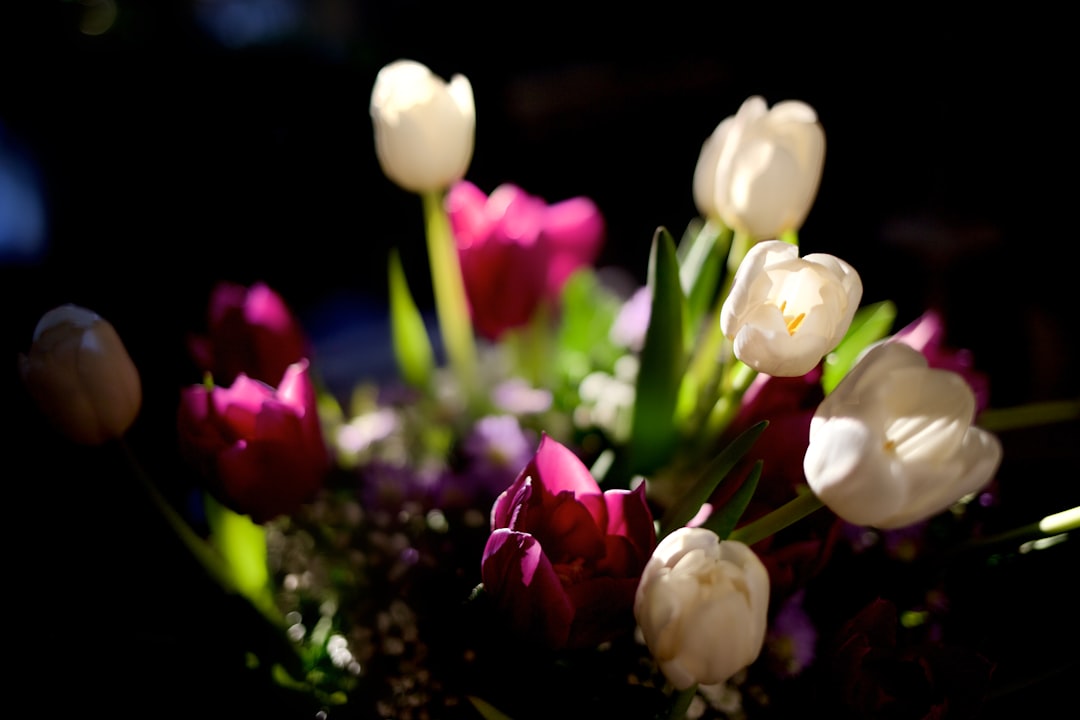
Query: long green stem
[
  {"left": 422, "top": 189, "right": 480, "bottom": 408},
  {"left": 951, "top": 505, "right": 1080, "bottom": 558},
  {"left": 728, "top": 489, "right": 825, "bottom": 546},
  {"left": 976, "top": 398, "right": 1080, "bottom": 432}
]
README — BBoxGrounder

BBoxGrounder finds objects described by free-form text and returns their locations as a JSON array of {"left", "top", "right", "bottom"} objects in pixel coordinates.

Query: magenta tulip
[
  {"left": 177, "top": 360, "right": 328, "bottom": 523},
  {"left": 188, "top": 281, "right": 309, "bottom": 386},
  {"left": 481, "top": 434, "right": 656, "bottom": 649},
  {"left": 446, "top": 180, "right": 604, "bottom": 340}
]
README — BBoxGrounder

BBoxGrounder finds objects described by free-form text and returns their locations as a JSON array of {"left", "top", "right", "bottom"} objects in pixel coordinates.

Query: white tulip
[
  {"left": 370, "top": 59, "right": 475, "bottom": 194},
  {"left": 720, "top": 240, "right": 862, "bottom": 377},
  {"left": 693, "top": 96, "right": 824, "bottom": 240},
  {"left": 634, "top": 527, "right": 769, "bottom": 691},
  {"left": 804, "top": 343, "right": 1002, "bottom": 530},
  {"left": 18, "top": 304, "right": 142, "bottom": 445}
]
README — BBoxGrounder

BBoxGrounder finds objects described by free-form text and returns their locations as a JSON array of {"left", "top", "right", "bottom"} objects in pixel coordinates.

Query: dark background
[{"left": 3, "top": 2, "right": 1077, "bottom": 717}]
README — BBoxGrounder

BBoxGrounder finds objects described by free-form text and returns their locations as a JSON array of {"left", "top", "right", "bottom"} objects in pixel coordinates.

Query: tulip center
[
  {"left": 554, "top": 557, "right": 589, "bottom": 586},
  {"left": 777, "top": 300, "right": 806, "bottom": 335}
]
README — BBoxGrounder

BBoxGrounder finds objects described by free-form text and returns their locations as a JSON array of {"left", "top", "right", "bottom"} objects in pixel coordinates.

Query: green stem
[
  {"left": 666, "top": 685, "right": 697, "bottom": 720},
  {"left": 728, "top": 489, "right": 825, "bottom": 546},
  {"left": 421, "top": 189, "right": 480, "bottom": 408},
  {"left": 952, "top": 505, "right": 1080, "bottom": 557},
  {"left": 976, "top": 398, "right": 1080, "bottom": 432},
  {"left": 682, "top": 230, "right": 756, "bottom": 439}
]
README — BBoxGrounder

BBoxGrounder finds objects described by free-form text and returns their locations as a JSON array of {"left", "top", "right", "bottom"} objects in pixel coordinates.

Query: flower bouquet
[{"left": 17, "top": 59, "right": 1079, "bottom": 719}]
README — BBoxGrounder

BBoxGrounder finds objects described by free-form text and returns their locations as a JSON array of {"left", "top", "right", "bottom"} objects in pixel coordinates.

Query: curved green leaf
[
  {"left": 822, "top": 300, "right": 896, "bottom": 394},
  {"left": 628, "top": 227, "right": 686, "bottom": 475},
  {"left": 658, "top": 420, "right": 768, "bottom": 539},
  {"left": 388, "top": 248, "right": 435, "bottom": 389},
  {"left": 700, "top": 459, "right": 762, "bottom": 539}
]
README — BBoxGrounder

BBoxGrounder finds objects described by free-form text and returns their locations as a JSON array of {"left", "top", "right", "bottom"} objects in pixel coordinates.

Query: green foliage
[
  {"left": 657, "top": 420, "right": 768, "bottom": 539},
  {"left": 821, "top": 300, "right": 897, "bottom": 394},
  {"left": 628, "top": 228, "right": 687, "bottom": 476},
  {"left": 388, "top": 248, "right": 435, "bottom": 390}
]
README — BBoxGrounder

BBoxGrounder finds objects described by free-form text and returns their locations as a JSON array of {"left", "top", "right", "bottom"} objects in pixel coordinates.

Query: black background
[{"left": 3, "top": 2, "right": 1078, "bottom": 717}]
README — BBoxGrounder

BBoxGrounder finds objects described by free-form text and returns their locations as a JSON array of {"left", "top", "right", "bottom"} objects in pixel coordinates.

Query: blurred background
[{"left": 3, "top": 1, "right": 1077, "bottom": 717}]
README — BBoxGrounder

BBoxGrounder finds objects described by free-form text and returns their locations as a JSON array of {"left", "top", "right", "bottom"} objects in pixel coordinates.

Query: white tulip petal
[
  {"left": 804, "top": 343, "right": 1002, "bottom": 530},
  {"left": 370, "top": 60, "right": 475, "bottom": 193},
  {"left": 721, "top": 240, "right": 862, "bottom": 377},
  {"left": 635, "top": 529, "right": 769, "bottom": 691},
  {"left": 701, "top": 96, "right": 823, "bottom": 239}
]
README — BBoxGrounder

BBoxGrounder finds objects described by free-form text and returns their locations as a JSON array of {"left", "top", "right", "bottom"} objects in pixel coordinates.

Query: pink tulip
[
  {"left": 481, "top": 434, "right": 655, "bottom": 649},
  {"left": 446, "top": 180, "right": 604, "bottom": 340},
  {"left": 188, "top": 281, "right": 309, "bottom": 386},
  {"left": 177, "top": 360, "right": 328, "bottom": 523}
]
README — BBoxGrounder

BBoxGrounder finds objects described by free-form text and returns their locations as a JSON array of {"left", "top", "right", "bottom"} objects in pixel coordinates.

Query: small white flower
[
  {"left": 803, "top": 342, "right": 1002, "bottom": 530},
  {"left": 634, "top": 527, "right": 769, "bottom": 691},
  {"left": 370, "top": 59, "right": 475, "bottom": 194},
  {"left": 18, "top": 304, "right": 142, "bottom": 445},
  {"left": 693, "top": 96, "right": 825, "bottom": 240},
  {"left": 720, "top": 240, "right": 862, "bottom": 377}
]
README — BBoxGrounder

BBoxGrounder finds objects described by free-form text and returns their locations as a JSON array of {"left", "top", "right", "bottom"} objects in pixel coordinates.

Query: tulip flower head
[
  {"left": 803, "top": 343, "right": 1002, "bottom": 530},
  {"left": 721, "top": 240, "right": 862, "bottom": 377},
  {"left": 19, "top": 304, "right": 142, "bottom": 445},
  {"left": 370, "top": 59, "right": 475, "bottom": 194},
  {"left": 188, "top": 281, "right": 309, "bottom": 386},
  {"left": 693, "top": 96, "right": 825, "bottom": 240},
  {"left": 888, "top": 309, "right": 991, "bottom": 413},
  {"left": 481, "top": 434, "right": 656, "bottom": 649},
  {"left": 447, "top": 180, "right": 604, "bottom": 340},
  {"left": 177, "top": 360, "right": 328, "bottom": 523},
  {"left": 634, "top": 527, "right": 770, "bottom": 691}
]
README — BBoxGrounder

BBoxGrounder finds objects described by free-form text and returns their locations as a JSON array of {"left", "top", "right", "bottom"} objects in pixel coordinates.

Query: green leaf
[
  {"left": 657, "top": 420, "right": 768, "bottom": 539},
  {"left": 678, "top": 220, "right": 730, "bottom": 334},
  {"left": 700, "top": 460, "right": 762, "bottom": 539},
  {"left": 204, "top": 493, "right": 270, "bottom": 604},
  {"left": 388, "top": 248, "right": 435, "bottom": 389},
  {"left": 628, "top": 227, "right": 686, "bottom": 475},
  {"left": 821, "top": 300, "right": 897, "bottom": 394},
  {"left": 468, "top": 696, "right": 516, "bottom": 720}
]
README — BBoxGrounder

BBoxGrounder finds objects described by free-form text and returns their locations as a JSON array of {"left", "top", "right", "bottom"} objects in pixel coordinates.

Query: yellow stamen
[{"left": 786, "top": 312, "right": 806, "bottom": 335}]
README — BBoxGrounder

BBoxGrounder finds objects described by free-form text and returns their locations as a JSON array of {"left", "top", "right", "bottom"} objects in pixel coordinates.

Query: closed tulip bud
[
  {"left": 721, "top": 240, "right": 862, "bottom": 377},
  {"left": 803, "top": 343, "right": 1002, "bottom": 530},
  {"left": 693, "top": 96, "right": 824, "bottom": 240},
  {"left": 370, "top": 59, "right": 475, "bottom": 194},
  {"left": 18, "top": 304, "right": 142, "bottom": 445},
  {"left": 634, "top": 527, "right": 770, "bottom": 690}
]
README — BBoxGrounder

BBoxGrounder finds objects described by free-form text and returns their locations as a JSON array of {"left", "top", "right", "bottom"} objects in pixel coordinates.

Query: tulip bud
[
  {"left": 370, "top": 59, "right": 475, "bottom": 194},
  {"left": 18, "top": 304, "right": 142, "bottom": 445},
  {"left": 720, "top": 240, "right": 862, "bottom": 377},
  {"left": 803, "top": 343, "right": 1002, "bottom": 530},
  {"left": 693, "top": 96, "right": 824, "bottom": 240},
  {"left": 634, "top": 527, "right": 770, "bottom": 690}
]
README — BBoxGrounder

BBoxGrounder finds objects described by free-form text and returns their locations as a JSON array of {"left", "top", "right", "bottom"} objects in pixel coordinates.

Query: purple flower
[
  {"left": 460, "top": 415, "right": 537, "bottom": 500},
  {"left": 765, "top": 590, "right": 817, "bottom": 678}
]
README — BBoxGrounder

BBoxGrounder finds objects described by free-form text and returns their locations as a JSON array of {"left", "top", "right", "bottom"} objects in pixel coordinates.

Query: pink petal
[
  {"left": 481, "top": 529, "right": 575, "bottom": 649},
  {"left": 446, "top": 180, "right": 495, "bottom": 249},
  {"left": 602, "top": 483, "right": 656, "bottom": 559},
  {"left": 531, "top": 433, "right": 601, "bottom": 498},
  {"left": 528, "top": 491, "right": 605, "bottom": 564}
]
